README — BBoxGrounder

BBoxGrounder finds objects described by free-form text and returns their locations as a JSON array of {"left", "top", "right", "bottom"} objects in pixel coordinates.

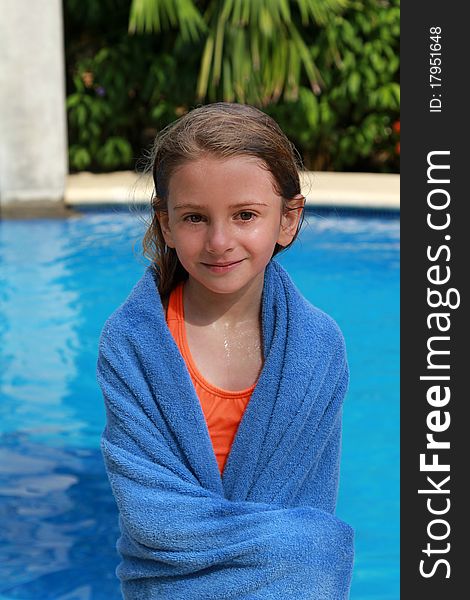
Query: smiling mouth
[{"left": 202, "top": 259, "right": 244, "bottom": 267}]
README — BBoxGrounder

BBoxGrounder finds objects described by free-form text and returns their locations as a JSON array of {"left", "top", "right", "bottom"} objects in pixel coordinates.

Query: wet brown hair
[{"left": 142, "top": 102, "right": 305, "bottom": 299}]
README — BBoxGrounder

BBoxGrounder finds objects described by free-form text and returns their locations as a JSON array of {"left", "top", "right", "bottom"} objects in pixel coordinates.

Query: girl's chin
[
  {"left": 186, "top": 268, "right": 267, "bottom": 297},
  {"left": 190, "top": 278, "right": 247, "bottom": 295}
]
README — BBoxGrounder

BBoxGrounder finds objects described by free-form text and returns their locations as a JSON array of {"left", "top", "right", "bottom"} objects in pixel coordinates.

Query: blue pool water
[{"left": 0, "top": 208, "right": 399, "bottom": 599}]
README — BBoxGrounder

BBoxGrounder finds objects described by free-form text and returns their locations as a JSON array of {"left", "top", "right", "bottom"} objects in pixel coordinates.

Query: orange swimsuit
[{"left": 165, "top": 281, "right": 255, "bottom": 475}]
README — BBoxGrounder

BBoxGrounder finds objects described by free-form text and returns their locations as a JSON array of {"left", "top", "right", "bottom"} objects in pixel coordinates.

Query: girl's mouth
[{"left": 202, "top": 259, "right": 244, "bottom": 273}]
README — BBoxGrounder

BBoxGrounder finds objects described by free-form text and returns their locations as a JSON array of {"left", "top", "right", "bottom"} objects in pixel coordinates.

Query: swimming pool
[{"left": 0, "top": 208, "right": 399, "bottom": 599}]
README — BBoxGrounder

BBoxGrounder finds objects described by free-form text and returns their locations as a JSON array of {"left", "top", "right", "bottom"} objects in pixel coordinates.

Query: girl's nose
[{"left": 205, "top": 220, "right": 235, "bottom": 254}]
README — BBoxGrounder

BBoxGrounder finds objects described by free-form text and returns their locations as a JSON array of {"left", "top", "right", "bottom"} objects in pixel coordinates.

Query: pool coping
[
  {"left": 1, "top": 170, "right": 400, "bottom": 219},
  {"left": 65, "top": 170, "right": 400, "bottom": 210}
]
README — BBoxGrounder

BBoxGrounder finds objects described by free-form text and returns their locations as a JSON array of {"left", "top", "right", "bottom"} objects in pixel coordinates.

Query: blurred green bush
[{"left": 64, "top": 0, "right": 399, "bottom": 173}]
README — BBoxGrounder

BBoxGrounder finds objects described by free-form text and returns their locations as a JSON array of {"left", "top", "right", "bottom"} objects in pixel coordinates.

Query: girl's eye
[
  {"left": 184, "top": 214, "right": 204, "bottom": 224},
  {"left": 184, "top": 212, "right": 256, "bottom": 224}
]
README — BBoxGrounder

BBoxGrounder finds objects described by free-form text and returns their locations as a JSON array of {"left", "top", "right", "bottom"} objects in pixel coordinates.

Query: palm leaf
[
  {"left": 129, "top": 0, "right": 206, "bottom": 42},
  {"left": 129, "top": 0, "right": 349, "bottom": 104},
  {"left": 197, "top": 33, "right": 215, "bottom": 100},
  {"left": 199, "top": 0, "right": 346, "bottom": 103}
]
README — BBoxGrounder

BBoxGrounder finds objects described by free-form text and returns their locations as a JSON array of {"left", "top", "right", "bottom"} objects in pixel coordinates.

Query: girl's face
[{"left": 158, "top": 155, "right": 303, "bottom": 296}]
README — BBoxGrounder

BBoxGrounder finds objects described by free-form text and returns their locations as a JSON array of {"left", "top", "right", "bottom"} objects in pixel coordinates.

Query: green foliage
[
  {"left": 64, "top": 0, "right": 399, "bottom": 173},
  {"left": 268, "top": 0, "right": 400, "bottom": 171},
  {"left": 128, "top": 0, "right": 348, "bottom": 104},
  {"left": 64, "top": 0, "right": 199, "bottom": 172},
  {"left": 129, "top": 0, "right": 207, "bottom": 42}
]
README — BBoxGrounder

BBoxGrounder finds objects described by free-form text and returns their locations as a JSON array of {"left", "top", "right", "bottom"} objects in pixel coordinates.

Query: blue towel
[{"left": 97, "top": 258, "right": 354, "bottom": 599}]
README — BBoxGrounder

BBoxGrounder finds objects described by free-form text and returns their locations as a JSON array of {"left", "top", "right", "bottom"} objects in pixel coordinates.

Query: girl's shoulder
[
  {"left": 99, "top": 266, "right": 161, "bottom": 341},
  {"left": 296, "top": 294, "right": 347, "bottom": 357},
  {"left": 268, "top": 259, "right": 346, "bottom": 355}
]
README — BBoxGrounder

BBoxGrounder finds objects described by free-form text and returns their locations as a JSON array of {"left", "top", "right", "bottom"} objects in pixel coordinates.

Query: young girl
[{"left": 97, "top": 103, "right": 354, "bottom": 599}]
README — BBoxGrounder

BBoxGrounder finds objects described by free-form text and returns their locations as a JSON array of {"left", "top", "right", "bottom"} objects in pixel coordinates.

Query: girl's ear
[
  {"left": 156, "top": 211, "right": 176, "bottom": 249},
  {"left": 277, "top": 194, "right": 305, "bottom": 247}
]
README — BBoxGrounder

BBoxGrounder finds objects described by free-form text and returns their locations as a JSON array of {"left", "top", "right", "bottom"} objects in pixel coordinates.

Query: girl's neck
[{"left": 183, "top": 272, "right": 264, "bottom": 328}]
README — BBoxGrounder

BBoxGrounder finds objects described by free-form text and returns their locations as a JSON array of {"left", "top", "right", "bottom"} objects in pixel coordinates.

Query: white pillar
[{"left": 0, "top": 0, "right": 68, "bottom": 204}]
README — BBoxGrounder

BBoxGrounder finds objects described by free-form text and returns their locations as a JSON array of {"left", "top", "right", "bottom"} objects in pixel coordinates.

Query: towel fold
[{"left": 97, "top": 259, "right": 354, "bottom": 599}]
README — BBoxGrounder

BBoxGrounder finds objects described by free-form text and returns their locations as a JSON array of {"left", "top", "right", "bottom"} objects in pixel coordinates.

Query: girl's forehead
[
  {"left": 168, "top": 155, "right": 278, "bottom": 202},
  {"left": 173, "top": 154, "right": 267, "bottom": 176}
]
